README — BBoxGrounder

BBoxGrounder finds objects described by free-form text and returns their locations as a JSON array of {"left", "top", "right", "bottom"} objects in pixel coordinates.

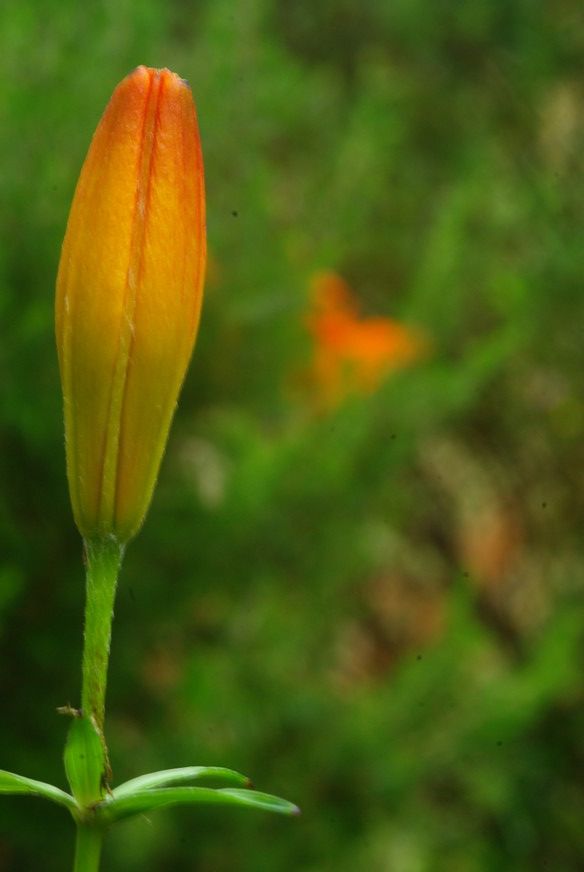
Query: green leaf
[
  {"left": 112, "top": 766, "right": 250, "bottom": 798},
  {"left": 96, "top": 786, "right": 300, "bottom": 824},
  {"left": 0, "top": 769, "right": 77, "bottom": 813},
  {"left": 64, "top": 715, "right": 108, "bottom": 806},
  {"left": 219, "top": 788, "right": 300, "bottom": 816}
]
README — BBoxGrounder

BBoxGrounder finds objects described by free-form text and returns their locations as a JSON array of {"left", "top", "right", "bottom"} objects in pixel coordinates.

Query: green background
[{"left": 1, "top": 1, "right": 583, "bottom": 869}]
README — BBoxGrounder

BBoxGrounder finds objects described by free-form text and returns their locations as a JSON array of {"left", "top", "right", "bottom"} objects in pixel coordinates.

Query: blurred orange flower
[{"left": 305, "top": 271, "right": 427, "bottom": 408}]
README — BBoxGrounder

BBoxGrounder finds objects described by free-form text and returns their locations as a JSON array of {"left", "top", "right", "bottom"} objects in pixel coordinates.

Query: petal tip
[{"left": 123, "top": 66, "right": 191, "bottom": 97}]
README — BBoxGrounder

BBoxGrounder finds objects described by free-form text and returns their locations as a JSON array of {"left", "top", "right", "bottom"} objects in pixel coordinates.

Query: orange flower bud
[{"left": 56, "top": 66, "right": 206, "bottom": 543}]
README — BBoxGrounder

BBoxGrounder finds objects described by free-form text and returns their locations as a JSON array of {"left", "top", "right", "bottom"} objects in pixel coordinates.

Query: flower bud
[{"left": 56, "top": 66, "right": 206, "bottom": 542}]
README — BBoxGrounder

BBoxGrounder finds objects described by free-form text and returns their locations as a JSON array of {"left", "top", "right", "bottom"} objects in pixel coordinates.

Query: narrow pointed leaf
[
  {"left": 0, "top": 769, "right": 77, "bottom": 812},
  {"left": 112, "top": 766, "right": 250, "bottom": 799},
  {"left": 97, "top": 786, "right": 300, "bottom": 824},
  {"left": 64, "top": 715, "right": 108, "bottom": 806},
  {"left": 219, "top": 789, "right": 300, "bottom": 816}
]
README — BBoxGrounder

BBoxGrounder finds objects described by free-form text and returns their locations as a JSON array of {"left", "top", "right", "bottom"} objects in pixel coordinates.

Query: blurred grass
[{"left": 1, "top": 0, "right": 584, "bottom": 870}]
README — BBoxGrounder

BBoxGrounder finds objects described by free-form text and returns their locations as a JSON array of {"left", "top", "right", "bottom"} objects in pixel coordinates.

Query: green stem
[
  {"left": 70, "top": 538, "right": 124, "bottom": 872},
  {"left": 81, "top": 537, "right": 124, "bottom": 736},
  {"left": 73, "top": 824, "right": 103, "bottom": 872}
]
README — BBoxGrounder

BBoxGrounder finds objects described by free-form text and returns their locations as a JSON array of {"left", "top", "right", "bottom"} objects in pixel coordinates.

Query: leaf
[
  {"left": 96, "top": 786, "right": 300, "bottom": 824},
  {"left": 0, "top": 769, "right": 77, "bottom": 813},
  {"left": 219, "top": 788, "right": 300, "bottom": 816},
  {"left": 64, "top": 715, "right": 108, "bottom": 806},
  {"left": 112, "top": 766, "right": 250, "bottom": 799}
]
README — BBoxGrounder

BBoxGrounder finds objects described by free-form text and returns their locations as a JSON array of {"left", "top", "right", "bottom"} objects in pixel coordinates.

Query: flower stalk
[
  {"left": 73, "top": 823, "right": 103, "bottom": 872},
  {"left": 66, "top": 538, "right": 123, "bottom": 871},
  {"left": 81, "top": 538, "right": 124, "bottom": 736}
]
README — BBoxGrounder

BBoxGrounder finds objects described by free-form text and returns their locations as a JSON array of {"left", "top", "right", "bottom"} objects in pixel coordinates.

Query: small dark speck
[
  {"left": 463, "top": 572, "right": 469, "bottom": 578},
  {"left": 542, "top": 502, "right": 547, "bottom": 509},
  {"left": 231, "top": 210, "right": 239, "bottom": 217},
  {"left": 496, "top": 741, "right": 503, "bottom": 747},
  {"left": 416, "top": 654, "right": 422, "bottom": 661},
  {"left": 390, "top": 433, "right": 396, "bottom": 440}
]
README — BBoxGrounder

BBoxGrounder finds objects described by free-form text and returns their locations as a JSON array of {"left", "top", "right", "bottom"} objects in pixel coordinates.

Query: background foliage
[{"left": 1, "top": 1, "right": 584, "bottom": 869}]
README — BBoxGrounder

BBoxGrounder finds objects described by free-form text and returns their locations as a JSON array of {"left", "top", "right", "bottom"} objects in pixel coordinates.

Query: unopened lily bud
[{"left": 56, "top": 66, "right": 206, "bottom": 542}]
